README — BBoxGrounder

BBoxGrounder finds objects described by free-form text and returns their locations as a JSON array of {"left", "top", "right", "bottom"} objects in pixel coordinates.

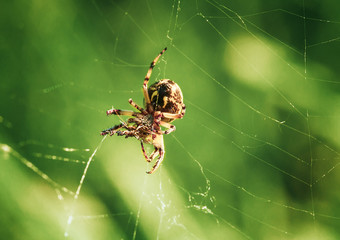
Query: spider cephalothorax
[{"left": 101, "top": 48, "right": 186, "bottom": 174}]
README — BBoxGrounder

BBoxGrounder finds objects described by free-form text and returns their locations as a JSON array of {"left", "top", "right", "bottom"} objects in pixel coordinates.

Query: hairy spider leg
[
  {"left": 181, "top": 104, "right": 186, "bottom": 117},
  {"left": 128, "top": 98, "right": 146, "bottom": 114},
  {"left": 152, "top": 111, "right": 164, "bottom": 134},
  {"left": 146, "top": 148, "right": 164, "bottom": 174},
  {"left": 143, "top": 47, "right": 167, "bottom": 106},
  {"left": 116, "top": 130, "right": 137, "bottom": 138},
  {"left": 127, "top": 117, "right": 142, "bottom": 124},
  {"left": 140, "top": 142, "right": 158, "bottom": 162},
  {"left": 106, "top": 108, "right": 138, "bottom": 117},
  {"left": 102, "top": 108, "right": 142, "bottom": 136},
  {"left": 161, "top": 104, "right": 186, "bottom": 120},
  {"left": 162, "top": 112, "right": 183, "bottom": 119},
  {"left": 101, "top": 123, "right": 125, "bottom": 136},
  {"left": 151, "top": 111, "right": 179, "bottom": 134},
  {"left": 159, "top": 121, "right": 176, "bottom": 134}
]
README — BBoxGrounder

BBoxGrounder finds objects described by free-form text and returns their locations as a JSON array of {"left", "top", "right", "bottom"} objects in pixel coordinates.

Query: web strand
[{"left": 64, "top": 136, "right": 107, "bottom": 238}]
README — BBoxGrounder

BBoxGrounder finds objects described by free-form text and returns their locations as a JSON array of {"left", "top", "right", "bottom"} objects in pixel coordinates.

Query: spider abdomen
[{"left": 148, "top": 79, "right": 184, "bottom": 119}]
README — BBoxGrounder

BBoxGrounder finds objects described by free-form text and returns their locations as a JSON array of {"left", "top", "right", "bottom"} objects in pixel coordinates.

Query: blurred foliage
[{"left": 1, "top": 0, "right": 340, "bottom": 239}]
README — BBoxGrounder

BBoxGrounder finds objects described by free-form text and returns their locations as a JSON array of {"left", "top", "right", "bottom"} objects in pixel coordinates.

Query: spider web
[{"left": 2, "top": 0, "right": 340, "bottom": 239}]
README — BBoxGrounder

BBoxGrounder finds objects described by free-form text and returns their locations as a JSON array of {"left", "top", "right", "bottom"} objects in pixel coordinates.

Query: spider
[{"left": 101, "top": 48, "right": 186, "bottom": 174}]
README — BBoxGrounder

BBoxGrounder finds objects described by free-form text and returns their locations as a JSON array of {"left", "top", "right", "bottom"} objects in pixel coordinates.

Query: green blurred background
[{"left": 1, "top": 0, "right": 340, "bottom": 239}]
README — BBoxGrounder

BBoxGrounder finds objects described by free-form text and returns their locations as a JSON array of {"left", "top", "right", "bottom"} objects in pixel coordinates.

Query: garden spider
[{"left": 101, "top": 48, "right": 186, "bottom": 174}]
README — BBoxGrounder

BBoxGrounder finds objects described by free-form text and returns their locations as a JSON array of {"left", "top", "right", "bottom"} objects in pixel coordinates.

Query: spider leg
[
  {"left": 143, "top": 48, "right": 167, "bottom": 105},
  {"left": 101, "top": 121, "right": 137, "bottom": 136},
  {"left": 101, "top": 123, "right": 125, "bottom": 136},
  {"left": 116, "top": 130, "right": 136, "bottom": 138},
  {"left": 146, "top": 148, "right": 164, "bottom": 174},
  {"left": 128, "top": 98, "right": 146, "bottom": 114},
  {"left": 162, "top": 111, "right": 185, "bottom": 120},
  {"left": 127, "top": 117, "right": 141, "bottom": 124},
  {"left": 159, "top": 121, "right": 176, "bottom": 134},
  {"left": 140, "top": 142, "right": 158, "bottom": 162},
  {"left": 152, "top": 111, "right": 163, "bottom": 134},
  {"left": 181, "top": 104, "right": 186, "bottom": 117},
  {"left": 106, "top": 108, "right": 138, "bottom": 117},
  {"left": 148, "top": 148, "right": 158, "bottom": 160},
  {"left": 159, "top": 104, "right": 186, "bottom": 121}
]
